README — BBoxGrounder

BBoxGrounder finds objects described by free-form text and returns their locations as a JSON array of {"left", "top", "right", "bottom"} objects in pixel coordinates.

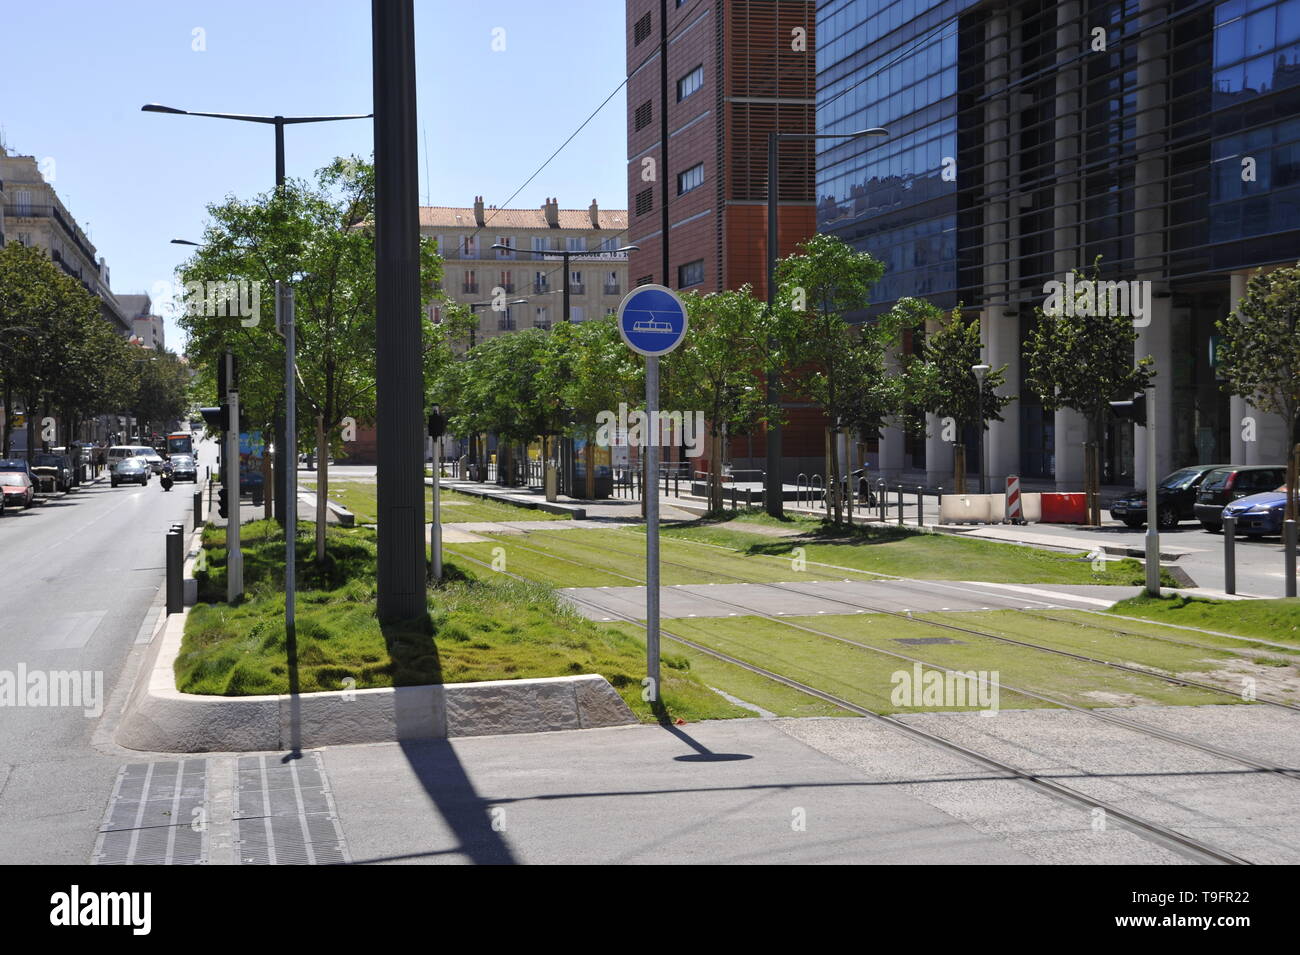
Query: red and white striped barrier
[{"left": 1006, "top": 475, "right": 1022, "bottom": 523}]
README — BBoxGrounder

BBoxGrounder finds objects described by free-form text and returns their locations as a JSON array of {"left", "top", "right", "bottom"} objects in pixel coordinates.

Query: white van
[{"left": 107, "top": 445, "right": 156, "bottom": 473}]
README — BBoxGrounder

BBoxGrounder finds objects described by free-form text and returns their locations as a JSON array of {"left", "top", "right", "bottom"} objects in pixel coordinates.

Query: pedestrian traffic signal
[
  {"left": 1109, "top": 393, "right": 1147, "bottom": 426},
  {"left": 428, "top": 409, "right": 446, "bottom": 438},
  {"left": 199, "top": 406, "right": 229, "bottom": 432},
  {"left": 217, "top": 486, "right": 229, "bottom": 518}
]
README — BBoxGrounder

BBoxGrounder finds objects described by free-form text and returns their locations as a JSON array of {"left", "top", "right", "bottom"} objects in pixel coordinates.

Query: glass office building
[{"left": 816, "top": 0, "right": 1300, "bottom": 486}]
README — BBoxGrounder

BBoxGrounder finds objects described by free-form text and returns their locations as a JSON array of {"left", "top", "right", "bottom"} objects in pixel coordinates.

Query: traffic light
[
  {"left": 217, "top": 486, "right": 229, "bottom": 518},
  {"left": 428, "top": 408, "right": 446, "bottom": 438},
  {"left": 199, "top": 406, "right": 229, "bottom": 432},
  {"left": 1109, "top": 393, "right": 1147, "bottom": 426}
]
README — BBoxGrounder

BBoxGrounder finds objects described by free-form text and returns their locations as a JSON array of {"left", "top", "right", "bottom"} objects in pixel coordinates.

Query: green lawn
[
  {"left": 1104, "top": 594, "right": 1300, "bottom": 644},
  {"left": 183, "top": 521, "right": 742, "bottom": 722},
  {"left": 301, "top": 481, "right": 569, "bottom": 525},
  {"left": 656, "top": 517, "right": 1177, "bottom": 586},
  {"left": 651, "top": 611, "right": 1246, "bottom": 714}
]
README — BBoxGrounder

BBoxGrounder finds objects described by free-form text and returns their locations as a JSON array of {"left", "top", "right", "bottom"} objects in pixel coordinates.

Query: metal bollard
[
  {"left": 897, "top": 484, "right": 904, "bottom": 525},
  {"left": 194, "top": 489, "right": 203, "bottom": 530},
  {"left": 1223, "top": 515, "right": 1236, "bottom": 595},
  {"left": 1286, "top": 519, "right": 1297, "bottom": 599},
  {"left": 878, "top": 480, "right": 886, "bottom": 522},
  {"left": 917, "top": 486, "right": 924, "bottom": 527},
  {"left": 731, "top": 484, "right": 737, "bottom": 511},
  {"left": 166, "top": 525, "right": 183, "bottom": 614}
]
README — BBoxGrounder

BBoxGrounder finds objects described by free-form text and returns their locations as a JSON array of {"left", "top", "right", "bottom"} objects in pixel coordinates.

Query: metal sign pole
[
  {"left": 646, "top": 355, "right": 660, "bottom": 703},
  {"left": 279, "top": 282, "right": 296, "bottom": 631},
  {"left": 226, "top": 385, "right": 243, "bottom": 601},
  {"left": 1145, "top": 385, "right": 1159, "bottom": 596}
]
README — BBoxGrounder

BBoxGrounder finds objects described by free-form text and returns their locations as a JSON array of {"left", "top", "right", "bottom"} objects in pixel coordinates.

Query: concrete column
[
  {"left": 982, "top": 305, "right": 1020, "bottom": 486},
  {"left": 984, "top": 13, "right": 1011, "bottom": 309},
  {"left": 925, "top": 413, "right": 953, "bottom": 488},
  {"left": 1055, "top": 408, "right": 1087, "bottom": 489},
  {"left": 1135, "top": 297, "right": 1173, "bottom": 483}
]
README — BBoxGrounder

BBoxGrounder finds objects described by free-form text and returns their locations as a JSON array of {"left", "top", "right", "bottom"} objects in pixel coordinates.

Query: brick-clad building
[{"left": 625, "top": 0, "right": 826, "bottom": 479}]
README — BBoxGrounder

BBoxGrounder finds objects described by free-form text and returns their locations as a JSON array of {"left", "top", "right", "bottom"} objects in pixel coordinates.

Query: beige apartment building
[
  {"left": 0, "top": 145, "right": 129, "bottom": 333},
  {"left": 420, "top": 196, "right": 630, "bottom": 341}
]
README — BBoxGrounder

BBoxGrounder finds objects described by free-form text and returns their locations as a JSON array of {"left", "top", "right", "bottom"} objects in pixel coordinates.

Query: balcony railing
[
  {"left": 496, "top": 282, "right": 516, "bottom": 294},
  {"left": 602, "top": 283, "right": 621, "bottom": 296},
  {"left": 497, "top": 316, "right": 517, "bottom": 331},
  {"left": 462, "top": 283, "right": 479, "bottom": 295},
  {"left": 533, "top": 281, "right": 550, "bottom": 294},
  {"left": 569, "top": 283, "right": 586, "bottom": 295}
]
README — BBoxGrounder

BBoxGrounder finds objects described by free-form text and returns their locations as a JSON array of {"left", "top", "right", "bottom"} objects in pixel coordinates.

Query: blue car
[{"left": 1220, "top": 485, "right": 1289, "bottom": 536}]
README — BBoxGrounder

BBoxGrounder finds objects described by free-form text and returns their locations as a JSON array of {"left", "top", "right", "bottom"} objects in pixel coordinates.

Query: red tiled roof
[{"left": 419, "top": 206, "right": 628, "bottom": 231}]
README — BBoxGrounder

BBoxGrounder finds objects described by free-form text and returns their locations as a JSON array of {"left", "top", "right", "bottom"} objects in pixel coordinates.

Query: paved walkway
[{"left": 563, "top": 578, "right": 1147, "bottom": 621}]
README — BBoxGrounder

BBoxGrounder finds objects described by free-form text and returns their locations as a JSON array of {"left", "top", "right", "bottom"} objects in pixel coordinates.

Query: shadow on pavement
[{"left": 396, "top": 738, "right": 517, "bottom": 864}]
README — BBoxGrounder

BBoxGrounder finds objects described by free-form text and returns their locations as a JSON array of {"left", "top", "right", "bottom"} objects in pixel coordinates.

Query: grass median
[
  {"left": 301, "top": 480, "right": 569, "bottom": 525},
  {"left": 182, "top": 520, "right": 743, "bottom": 721}
]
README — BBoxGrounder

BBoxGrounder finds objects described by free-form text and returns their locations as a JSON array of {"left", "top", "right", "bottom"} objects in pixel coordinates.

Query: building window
[
  {"left": 571, "top": 305, "right": 585, "bottom": 323},
  {"left": 428, "top": 304, "right": 442, "bottom": 324},
  {"left": 531, "top": 236, "right": 546, "bottom": 260},
  {"left": 634, "top": 100, "right": 653, "bottom": 131},
  {"left": 678, "top": 259, "right": 704, "bottom": 288},
  {"left": 600, "top": 236, "right": 619, "bottom": 252},
  {"left": 633, "top": 12, "right": 652, "bottom": 45},
  {"left": 570, "top": 270, "right": 585, "bottom": 294},
  {"left": 499, "top": 270, "right": 514, "bottom": 293},
  {"left": 463, "top": 269, "right": 478, "bottom": 294},
  {"left": 604, "top": 270, "right": 619, "bottom": 295},
  {"left": 636, "top": 187, "right": 654, "bottom": 216},
  {"left": 495, "top": 236, "right": 514, "bottom": 258},
  {"left": 535, "top": 305, "right": 550, "bottom": 329},
  {"left": 677, "top": 65, "right": 703, "bottom": 102},
  {"left": 635, "top": 274, "right": 654, "bottom": 287},
  {"left": 498, "top": 305, "right": 516, "bottom": 331},
  {"left": 567, "top": 236, "right": 586, "bottom": 252},
  {"left": 460, "top": 235, "right": 478, "bottom": 258},
  {"left": 677, "top": 162, "right": 704, "bottom": 195}
]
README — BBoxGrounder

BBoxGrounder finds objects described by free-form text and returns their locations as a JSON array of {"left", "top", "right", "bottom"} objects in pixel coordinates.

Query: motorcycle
[{"left": 160, "top": 464, "right": 174, "bottom": 492}]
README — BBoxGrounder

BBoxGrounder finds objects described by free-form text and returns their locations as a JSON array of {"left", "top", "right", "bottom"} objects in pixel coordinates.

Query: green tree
[
  {"left": 562, "top": 315, "right": 643, "bottom": 499},
  {"left": 670, "top": 286, "right": 771, "bottom": 512},
  {"left": 1216, "top": 263, "right": 1300, "bottom": 520},
  {"left": 774, "top": 233, "right": 897, "bottom": 523},
  {"left": 1023, "top": 261, "right": 1155, "bottom": 524},
  {"left": 178, "top": 156, "right": 442, "bottom": 557},
  {"left": 905, "top": 303, "right": 1014, "bottom": 493}
]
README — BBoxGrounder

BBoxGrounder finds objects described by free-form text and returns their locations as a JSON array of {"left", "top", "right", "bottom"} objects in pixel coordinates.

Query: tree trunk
[
  {"left": 262, "top": 428, "right": 273, "bottom": 520},
  {"left": 584, "top": 440, "right": 595, "bottom": 499},
  {"left": 709, "top": 430, "right": 723, "bottom": 512},
  {"left": 953, "top": 443, "right": 967, "bottom": 494},
  {"left": 827, "top": 427, "right": 843, "bottom": 524}
]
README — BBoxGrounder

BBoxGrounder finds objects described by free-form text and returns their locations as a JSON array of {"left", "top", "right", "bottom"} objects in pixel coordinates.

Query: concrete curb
[
  {"left": 434, "top": 478, "right": 587, "bottom": 519},
  {"left": 116, "top": 607, "right": 638, "bottom": 753}
]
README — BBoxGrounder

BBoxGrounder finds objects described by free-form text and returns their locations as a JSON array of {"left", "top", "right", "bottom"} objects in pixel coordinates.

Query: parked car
[
  {"left": 31, "top": 452, "right": 74, "bottom": 492},
  {"left": 1221, "top": 485, "right": 1290, "bottom": 536},
  {"left": 1109, "top": 464, "right": 1228, "bottom": 529},
  {"left": 0, "top": 458, "right": 34, "bottom": 480},
  {"left": 0, "top": 469, "right": 35, "bottom": 508},
  {"left": 169, "top": 453, "right": 198, "bottom": 483},
  {"left": 1194, "top": 465, "right": 1288, "bottom": 532},
  {"left": 111, "top": 456, "right": 150, "bottom": 487}
]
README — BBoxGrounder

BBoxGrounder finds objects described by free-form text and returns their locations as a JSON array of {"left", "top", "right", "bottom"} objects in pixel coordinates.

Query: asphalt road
[{"left": 0, "top": 440, "right": 210, "bottom": 863}]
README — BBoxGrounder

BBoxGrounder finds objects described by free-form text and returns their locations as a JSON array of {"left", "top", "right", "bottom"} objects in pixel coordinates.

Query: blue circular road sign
[{"left": 617, "top": 284, "right": 688, "bottom": 357}]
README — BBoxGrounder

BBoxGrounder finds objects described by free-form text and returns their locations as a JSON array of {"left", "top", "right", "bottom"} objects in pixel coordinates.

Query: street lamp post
[
  {"left": 972, "top": 364, "right": 990, "bottom": 495},
  {"left": 765, "top": 128, "right": 888, "bottom": 516}
]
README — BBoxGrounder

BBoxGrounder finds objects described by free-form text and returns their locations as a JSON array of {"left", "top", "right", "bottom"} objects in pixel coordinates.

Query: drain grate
[
  {"left": 893, "top": 636, "right": 965, "bottom": 645},
  {"left": 233, "top": 752, "right": 350, "bottom": 865},
  {"left": 93, "top": 759, "right": 209, "bottom": 865}
]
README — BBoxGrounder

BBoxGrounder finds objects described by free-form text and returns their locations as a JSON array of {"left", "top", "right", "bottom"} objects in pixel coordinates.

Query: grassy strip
[
  {"left": 1103, "top": 594, "right": 1300, "bottom": 644},
  {"left": 656, "top": 517, "right": 1177, "bottom": 586},
  {"left": 184, "top": 520, "right": 744, "bottom": 721},
  {"left": 301, "top": 481, "right": 569, "bottom": 525},
  {"left": 670, "top": 612, "right": 1234, "bottom": 712}
]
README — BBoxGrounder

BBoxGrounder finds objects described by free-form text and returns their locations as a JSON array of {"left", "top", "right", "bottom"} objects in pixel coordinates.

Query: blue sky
[{"left": 0, "top": 0, "right": 627, "bottom": 348}]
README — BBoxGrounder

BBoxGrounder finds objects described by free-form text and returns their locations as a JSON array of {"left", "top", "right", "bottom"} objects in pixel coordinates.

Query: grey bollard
[
  {"left": 1287, "top": 520, "right": 1297, "bottom": 599},
  {"left": 194, "top": 488, "right": 203, "bottom": 530},
  {"left": 166, "top": 526, "right": 183, "bottom": 614},
  {"left": 917, "top": 486, "right": 924, "bottom": 527},
  {"left": 897, "top": 484, "right": 904, "bottom": 525},
  {"left": 1223, "top": 515, "right": 1236, "bottom": 595}
]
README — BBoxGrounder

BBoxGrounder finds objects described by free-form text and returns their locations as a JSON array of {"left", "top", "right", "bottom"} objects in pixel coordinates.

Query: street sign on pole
[{"left": 617, "top": 284, "right": 688, "bottom": 707}]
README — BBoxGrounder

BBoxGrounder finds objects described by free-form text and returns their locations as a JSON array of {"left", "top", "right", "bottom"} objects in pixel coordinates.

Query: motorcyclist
[{"left": 160, "top": 458, "right": 174, "bottom": 491}]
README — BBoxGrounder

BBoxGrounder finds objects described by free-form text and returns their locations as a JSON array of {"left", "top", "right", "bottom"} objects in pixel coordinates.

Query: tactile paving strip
[
  {"left": 232, "top": 752, "right": 350, "bottom": 865},
  {"left": 93, "top": 759, "right": 209, "bottom": 865}
]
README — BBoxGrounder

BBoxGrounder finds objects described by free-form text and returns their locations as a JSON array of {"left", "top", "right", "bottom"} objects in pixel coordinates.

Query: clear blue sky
[{"left": 0, "top": 0, "right": 627, "bottom": 349}]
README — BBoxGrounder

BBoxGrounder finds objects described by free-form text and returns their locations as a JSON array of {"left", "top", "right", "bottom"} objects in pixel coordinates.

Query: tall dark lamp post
[{"left": 765, "top": 127, "right": 888, "bottom": 516}]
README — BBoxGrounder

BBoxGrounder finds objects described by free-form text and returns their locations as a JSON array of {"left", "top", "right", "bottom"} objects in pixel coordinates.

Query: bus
[{"left": 165, "top": 431, "right": 194, "bottom": 457}]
